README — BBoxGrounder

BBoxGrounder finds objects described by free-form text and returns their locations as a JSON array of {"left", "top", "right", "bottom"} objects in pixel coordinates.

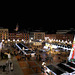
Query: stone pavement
[
  {"left": 0, "top": 57, "right": 24, "bottom": 75},
  {"left": 15, "top": 54, "right": 49, "bottom": 75},
  {"left": 14, "top": 50, "right": 69, "bottom": 75},
  {"left": 0, "top": 43, "right": 69, "bottom": 75}
]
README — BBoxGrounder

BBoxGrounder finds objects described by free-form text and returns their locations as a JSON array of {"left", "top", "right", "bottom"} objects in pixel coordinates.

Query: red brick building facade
[
  {"left": 56, "top": 34, "right": 74, "bottom": 42},
  {"left": 45, "top": 34, "right": 74, "bottom": 42}
]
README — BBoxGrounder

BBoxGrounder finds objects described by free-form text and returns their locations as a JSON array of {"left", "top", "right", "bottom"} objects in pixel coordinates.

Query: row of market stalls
[
  {"left": 43, "top": 41, "right": 72, "bottom": 54},
  {"left": 15, "top": 43, "right": 35, "bottom": 57},
  {"left": 46, "top": 61, "right": 75, "bottom": 75},
  {"left": 43, "top": 36, "right": 75, "bottom": 75}
]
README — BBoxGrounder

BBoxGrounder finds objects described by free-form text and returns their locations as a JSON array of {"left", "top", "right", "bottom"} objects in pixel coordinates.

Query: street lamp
[
  {"left": 2, "top": 39, "right": 4, "bottom": 42},
  {"left": 13, "top": 39, "right": 15, "bottom": 42},
  {"left": 56, "top": 39, "right": 58, "bottom": 42},
  {"left": 54, "top": 39, "right": 55, "bottom": 41},
  {"left": 31, "top": 37, "right": 33, "bottom": 40},
  {"left": 42, "top": 62, "right": 46, "bottom": 66},
  {"left": 22, "top": 39, "right": 24, "bottom": 41},
  {"left": 39, "top": 39, "right": 42, "bottom": 42},
  {"left": 30, "top": 40, "right": 31, "bottom": 43},
  {"left": 65, "top": 40, "right": 67, "bottom": 44},
  {"left": 49, "top": 39, "right": 51, "bottom": 42},
  {"left": 8, "top": 39, "right": 10, "bottom": 42},
  {"left": 17, "top": 39, "right": 19, "bottom": 42},
  {"left": 59, "top": 40, "right": 60, "bottom": 42},
  {"left": 69, "top": 41, "right": 72, "bottom": 44},
  {"left": 61, "top": 40, "right": 64, "bottom": 43},
  {"left": 42, "top": 62, "right": 46, "bottom": 74}
]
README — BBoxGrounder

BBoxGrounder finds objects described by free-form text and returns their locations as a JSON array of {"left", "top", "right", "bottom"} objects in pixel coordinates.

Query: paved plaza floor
[
  {"left": 0, "top": 44, "right": 69, "bottom": 75},
  {"left": 0, "top": 57, "right": 24, "bottom": 75}
]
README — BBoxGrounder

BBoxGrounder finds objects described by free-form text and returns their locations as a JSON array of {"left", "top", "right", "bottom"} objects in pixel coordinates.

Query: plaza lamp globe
[
  {"left": 17, "top": 39, "right": 19, "bottom": 42},
  {"left": 13, "top": 39, "right": 15, "bottom": 42},
  {"left": 49, "top": 39, "right": 51, "bottom": 42},
  {"left": 54, "top": 39, "right": 55, "bottom": 41},
  {"left": 52, "top": 39, "right": 53, "bottom": 41},
  {"left": 42, "top": 62, "right": 46, "bottom": 66},
  {"left": 8, "top": 39, "right": 10, "bottom": 42},
  {"left": 22, "top": 39, "right": 24, "bottom": 41},
  {"left": 61, "top": 40, "right": 64, "bottom": 43},
  {"left": 2, "top": 39, "right": 4, "bottom": 42},
  {"left": 39, "top": 39, "right": 42, "bottom": 42},
  {"left": 59, "top": 40, "right": 60, "bottom": 42},
  {"left": 69, "top": 41, "right": 72, "bottom": 44},
  {"left": 30, "top": 40, "right": 31, "bottom": 43},
  {"left": 65, "top": 40, "right": 67, "bottom": 44},
  {"left": 56, "top": 39, "right": 58, "bottom": 42},
  {"left": 31, "top": 37, "right": 33, "bottom": 40}
]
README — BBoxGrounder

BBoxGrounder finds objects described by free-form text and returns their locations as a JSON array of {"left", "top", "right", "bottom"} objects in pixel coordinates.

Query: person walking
[
  {"left": 5, "top": 52, "right": 12, "bottom": 71},
  {"left": 1, "top": 50, "right": 3, "bottom": 60},
  {"left": 36, "top": 55, "right": 38, "bottom": 60},
  {"left": 39, "top": 55, "right": 42, "bottom": 61}
]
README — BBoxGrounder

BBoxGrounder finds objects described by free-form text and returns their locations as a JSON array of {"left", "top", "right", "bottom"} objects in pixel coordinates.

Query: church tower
[{"left": 14, "top": 23, "right": 19, "bottom": 31}]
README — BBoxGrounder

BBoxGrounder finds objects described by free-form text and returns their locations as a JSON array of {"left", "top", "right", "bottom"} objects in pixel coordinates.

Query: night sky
[
  {"left": 0, "top": 16, "right": 75, "bottom": 34},
  {"left": 0, "top": 5, "right": 75, "bottom": 34}
]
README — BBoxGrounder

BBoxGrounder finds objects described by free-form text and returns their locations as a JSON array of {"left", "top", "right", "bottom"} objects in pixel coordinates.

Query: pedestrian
[
  {"left": 30, "top": 54, "right": 31, "bottom": 57},
  {"left": 6, "top": 60, "right": 9, "bottom": 73},
  {"left": 36, "top": 67, "right": 38, "bottom": 73},
  {"left": 39, "top": 55, "right": 41, "bottom": 61},
  {"left": 1, "top": 50, "right": 3, "bottom": 60},
  {"left": 24, "top": 55, "right": 26, "bottom": 60},
  {"left": 25, "top": 55, "right": 27, "bottom": 60},
  {"left": 4, "top": 52, "right": 12, "bottom": 71},
  {"left": 28, "top": 56, "right": 30, "bottom": 60},
  {"left": 14, "top": 51, "right": 16, "bottom": 55},
  {"left": 2, "top": 65, "right": 6, "bottom": 72},
  {"left": 10, "top": 62, "right": 13, "bottom": 71},
  {"left": 51, "top": 57, "right": 53, "bottom": 63},
  {"left": 35, "top": 54, "right": 36, "bottom": 56},
  {"left": 36, "top": 55, "right": 38, "bottom": 60},
  {"left": 35, "top": 48, "right": 36, "bottom": 52},
  {"left": 18, "top": 50, "right": 21, "bottom": 55}
]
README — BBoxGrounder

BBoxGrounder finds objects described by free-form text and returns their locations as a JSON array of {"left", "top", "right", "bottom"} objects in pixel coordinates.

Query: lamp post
[
  {"left": 69, "top": 41, "right": 72, "bottom": 44},
  {"left": 13, "top": 39, "right": 15, "bottom": 45},
  {"left": 42, "top": 62, "right": 46, "bottom": 74},
  {"left": 2, "top": 40, "right": 4, "bottom": 49},
  {"left": 13, "top": 39, "right": 15, "bottom": 42},
  {"left": 2, "top": 39, "right": 4, "bottom": 42},
  {"left": 17, "top": 39, "right": 19, "bottom": 43},
  {"left": 29, "top": 40, "right": 31, "bottom": 47}
]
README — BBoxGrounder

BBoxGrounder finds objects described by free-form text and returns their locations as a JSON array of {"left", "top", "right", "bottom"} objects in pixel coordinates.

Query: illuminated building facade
[
  {"left": 9, "top": 32, "right": 29, "bottom": 41},
  {"left": 30, "top": 32, "right": 45, "bottom": 40},
  {"left": 45, "top": 34, "right": 56, "bottom": 40},
  {"left": 0, "top": 28, "right": 9, "bottom": 41}
]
